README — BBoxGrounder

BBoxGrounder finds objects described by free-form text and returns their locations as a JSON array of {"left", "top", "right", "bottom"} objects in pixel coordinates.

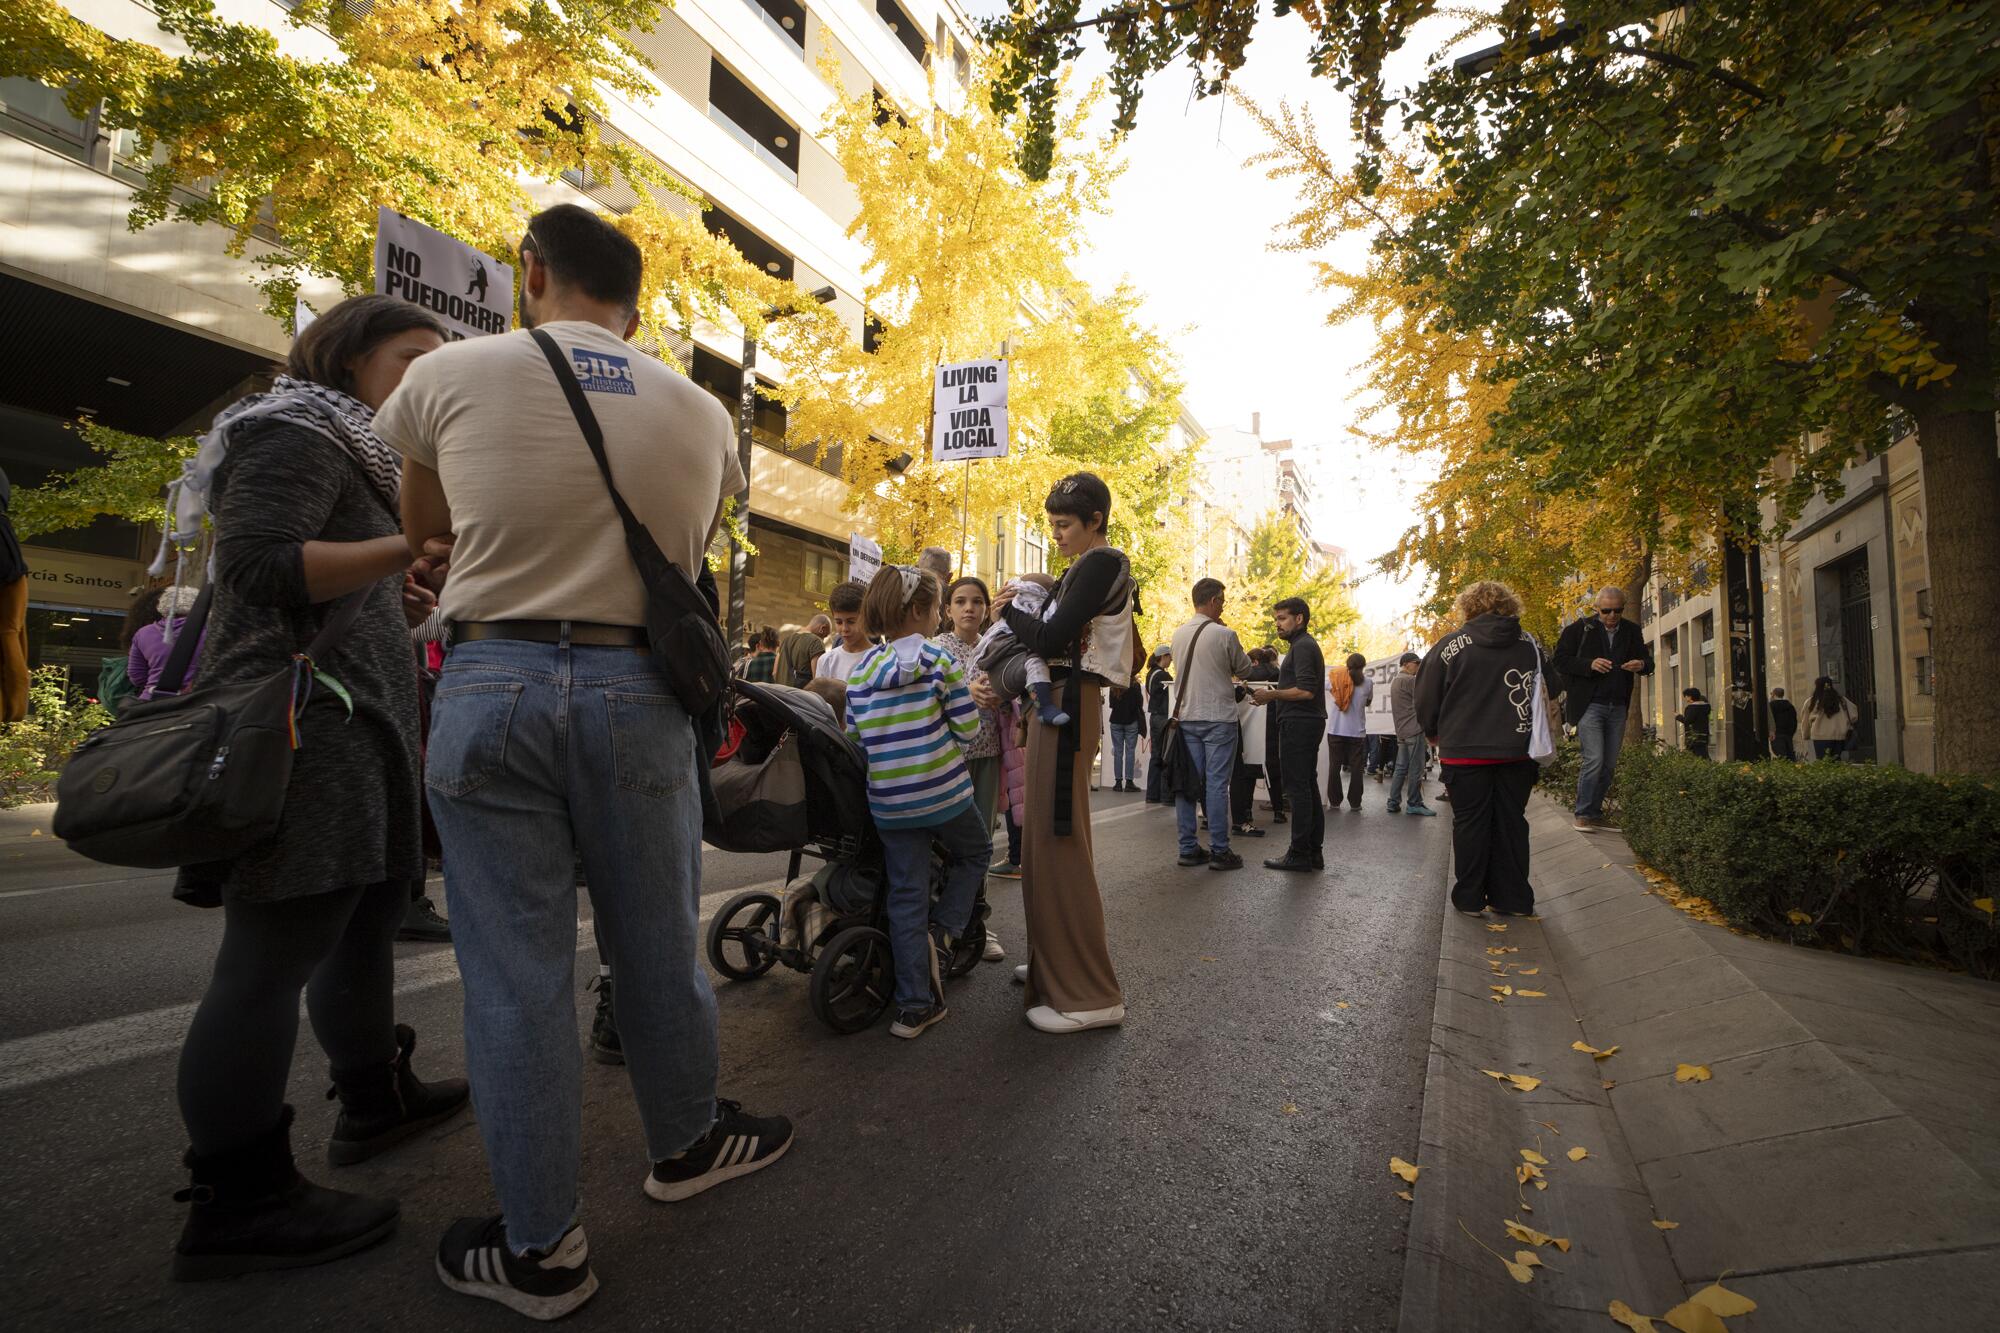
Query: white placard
[
  {"left": 931, "top": 359, "right": 1010, "bottom": 460},
  {"left": 373, "top": 207, "right": 514, "bottom": 342},
  {"left": 848, "top": 532, "right": 882, "bottom": 585}
]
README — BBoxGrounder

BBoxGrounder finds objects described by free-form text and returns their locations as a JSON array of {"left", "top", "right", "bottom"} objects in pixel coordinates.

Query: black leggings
[{"left": 177, "top": 879, "right": 406, "bottom": 1155}]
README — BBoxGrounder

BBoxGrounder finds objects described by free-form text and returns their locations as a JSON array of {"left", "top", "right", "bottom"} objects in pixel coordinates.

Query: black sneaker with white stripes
[
  {"left": 435, "top": 1215, "right": 597, "bottom": 1321},
  {"left": 644, "top": 1098, "right": 795, "bottom": 1203}
]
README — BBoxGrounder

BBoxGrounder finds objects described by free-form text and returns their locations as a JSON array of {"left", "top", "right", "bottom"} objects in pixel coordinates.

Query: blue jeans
[
  {"left": 1175, "top": 719, "right": 1238, "bottom": 856},
  {"left": 1108, "top": 722, "right": 1141, "bottom": 783},
  {"left": 1574, "top": 700, "right": 1627, "bottom": 819},
  {"left": 1391, "top": 737, "right": 1428, "bottom": 809},
  {"left": 878, "top": 805, "right": 992, "bottom": 1010},
  {"left": 426, "top": 639, "right": 717, "bottom": 1254}
]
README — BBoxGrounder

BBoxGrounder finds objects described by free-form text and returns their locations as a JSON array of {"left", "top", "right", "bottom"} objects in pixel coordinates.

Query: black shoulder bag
[
  {"left": 1157, "top": 619, "right": 1214, "bottom": 805},
  {"left": 529, "top": 331, "right": 730, "bottom": 749},
  {"left": 53, "top": 582, "right": 370, "bottom": 868}
]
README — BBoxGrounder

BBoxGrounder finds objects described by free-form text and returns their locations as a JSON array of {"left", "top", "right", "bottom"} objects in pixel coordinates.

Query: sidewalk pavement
[{"left": 1399, "top": 792, "right": 2000, "bottom": 1332}]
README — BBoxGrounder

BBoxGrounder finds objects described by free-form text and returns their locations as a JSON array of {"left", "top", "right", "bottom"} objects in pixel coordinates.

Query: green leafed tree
[{"left": 1228, "top": 512, "right": 1359, "bottom": 654}]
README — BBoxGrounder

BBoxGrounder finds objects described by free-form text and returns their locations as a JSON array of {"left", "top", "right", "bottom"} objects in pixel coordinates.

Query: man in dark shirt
[
  {"left": 1143, "top": 649, "right": 1173, "bottom": 802},
  {"left": 1768, "top": 686, "right": 1799, "bottom": 761},
  {"left": 1553, "top": 587, "right": 1653, "bottom": 832},
  {"left": 1249, "top": 597, "right": 1327, "bottom": 872}
]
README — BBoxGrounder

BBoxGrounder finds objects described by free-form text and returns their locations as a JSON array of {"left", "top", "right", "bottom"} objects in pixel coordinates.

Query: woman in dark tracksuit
[{"left": 1142, "top": 648, "right": 1173, "bottom": 802}]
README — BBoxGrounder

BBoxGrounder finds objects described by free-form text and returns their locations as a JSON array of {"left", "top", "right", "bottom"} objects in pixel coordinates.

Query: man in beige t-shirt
[{"left": 375, "top": 203, "right": 792, "bottom": 1319}]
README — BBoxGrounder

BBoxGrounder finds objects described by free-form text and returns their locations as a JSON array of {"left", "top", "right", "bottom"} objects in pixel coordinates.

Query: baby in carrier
[{"left": 974, "top": 572, "right": 1069, "bottom": 727}]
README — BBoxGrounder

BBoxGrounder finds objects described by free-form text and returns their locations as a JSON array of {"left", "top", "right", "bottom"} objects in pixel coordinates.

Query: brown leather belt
[{"left": 455, "top": 620, "right": 648, "bottom": 648}]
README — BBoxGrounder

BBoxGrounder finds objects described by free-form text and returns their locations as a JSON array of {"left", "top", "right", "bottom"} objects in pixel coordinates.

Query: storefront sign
[
  {"left": 847, "top": 532, "right": 882, "bottom": 585},
  {"left": 22, "top": 546, "right": 151, "bottom": 612},
  {"left": 374, "top": 208, "right": 514, "bottom": 342},
  {"left": 931, "top": 359, "right": 1009, "bottom": 461}
]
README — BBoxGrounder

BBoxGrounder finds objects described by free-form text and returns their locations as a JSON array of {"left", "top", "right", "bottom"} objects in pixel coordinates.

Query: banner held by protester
[{"left": 373, "top": 208, "right": 514, "bottom": 342}]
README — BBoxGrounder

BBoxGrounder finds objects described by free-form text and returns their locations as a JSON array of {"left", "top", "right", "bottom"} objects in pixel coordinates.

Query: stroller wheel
[
  {"left": 707, "top": 890, "right": 782, "bottom": 981},
  {"left": 946, "top": 913, "right": 986, "bottom": 979},
  {"left": 809, "top": 926, "right": 894, "bottom": 1034}
]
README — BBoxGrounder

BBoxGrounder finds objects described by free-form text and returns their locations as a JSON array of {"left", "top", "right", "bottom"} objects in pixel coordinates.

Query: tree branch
[
  {"left": 1715, "top": 207, "right": 1876, "bottom": 296},
  {"left": 1028, "top": 0, "right": 1203, "bottom": 38},
  {"left": 1610, "top": 38, "right": 1780, "bottom": 105}
]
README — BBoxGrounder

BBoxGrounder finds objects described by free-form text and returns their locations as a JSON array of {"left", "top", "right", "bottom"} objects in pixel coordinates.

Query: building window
[
  {"left": 991, "top": 516, "right": 1008, "bottom": 580},
  {"left": 708, "top": 61, "right": 800, "bottom": 183},
  {"left": 1916, "top": 656, "right": 1935, "bottom": 696},
  {"left": 1021, "top": 529, "right": 1046, "bottom": 575},
  {"left": 738, "top": 0, "right": 806, "bottom": 52},
  {"left": 0, "top": 76, "right": 92, "bottom": 160},
  {"left": 876, "top": 0, "right": 926, "bottom": 66},
  {"left": 804, "top": 551, "right": 843, "bottom": 595},
  {"left": 704, "top": 201, "right": 794, "bottom": 281}
]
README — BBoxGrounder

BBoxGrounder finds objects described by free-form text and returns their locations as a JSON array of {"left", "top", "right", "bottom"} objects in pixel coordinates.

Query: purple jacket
[{"left": 129, "top": 618, "right": 205, "bottom": 700}]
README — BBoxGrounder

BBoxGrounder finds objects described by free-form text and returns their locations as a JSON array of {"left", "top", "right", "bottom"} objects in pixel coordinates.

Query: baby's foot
[{"left": 1037, "top": 704, "right": 1072, "bottom": 727}]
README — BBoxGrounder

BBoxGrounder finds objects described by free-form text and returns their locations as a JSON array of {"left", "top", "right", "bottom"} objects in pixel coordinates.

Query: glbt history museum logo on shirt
[{"left": 570, "top": 348, "right": 637, "bottom": 396}]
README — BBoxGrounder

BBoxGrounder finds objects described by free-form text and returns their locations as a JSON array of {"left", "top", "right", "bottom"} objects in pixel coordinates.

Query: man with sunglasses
[{"left": 1553, "top": 587, "right": 1653, "bottom": 832}]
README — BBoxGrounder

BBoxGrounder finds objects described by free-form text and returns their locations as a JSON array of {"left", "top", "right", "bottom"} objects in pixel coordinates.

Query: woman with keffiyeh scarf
[{"left": 167, "top": 296, "right": 470, "bottom": 1283}]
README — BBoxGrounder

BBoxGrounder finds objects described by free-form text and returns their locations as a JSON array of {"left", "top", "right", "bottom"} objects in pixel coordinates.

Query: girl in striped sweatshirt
[{"left": 845, "top": 565, "right": 993, "bottom": 1040}]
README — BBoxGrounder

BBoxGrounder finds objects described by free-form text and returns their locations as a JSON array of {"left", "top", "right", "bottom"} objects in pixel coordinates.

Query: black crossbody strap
[
  {"left": 1171, "top": 619, "right": 1215, "bottom": 723},
  {"left": 153, "top": 584, "right": 212, "bottom": 698},
  {"left": 529, "top": 329, "right": 649, "bottom": 546}
]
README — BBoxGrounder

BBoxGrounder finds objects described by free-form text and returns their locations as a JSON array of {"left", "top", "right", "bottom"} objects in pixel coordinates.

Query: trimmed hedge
[{"left": 1540, "top": 743, "right": 2000, "bottom": 979}]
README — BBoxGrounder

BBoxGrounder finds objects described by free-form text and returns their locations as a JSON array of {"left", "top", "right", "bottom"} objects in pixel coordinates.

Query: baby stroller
[{"left": 702, "top": 679, "right": 987, "bottom": 1033}]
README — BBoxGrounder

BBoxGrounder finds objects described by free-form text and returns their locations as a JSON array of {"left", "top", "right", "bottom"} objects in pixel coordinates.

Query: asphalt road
[{"left": 0, "top": 782, "right": 1449, "bottom": 1331}]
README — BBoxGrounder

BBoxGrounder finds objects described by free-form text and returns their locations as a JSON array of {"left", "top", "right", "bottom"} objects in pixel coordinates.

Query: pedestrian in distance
[
  {"left": 1142, "top": 646, "right": 1173, "bottom": 802},
  {"left": 1108, "top": 665, "right": 1145, "bottom": 792},
  {"left": 815, "top": 579, "right": 874, "bottom": 683},
  {"left": 984, "top": 471, "right": 1135, "bottom": 1033},
  {"left": 1806, "top": 675, "right": 1859, "bottom": 760},
  {"left": 1416, "top": 580, "right": 1552, "bottom": 917},
  {"left": 778, "top": 613, "right": 830, "bottom": 687},
  {"left": 1675, "top": 687, "right": 1712, "bottom": 759},
  {"left": 1768, "top": 686, "right": 1800, "bottom": 761},
  {"left": 846, "top": 565, "right": 993, "bottom": 1038},
  {"left": 738, "top": 625, "right": 779, "bottom": 681},
  {"left": 1167, "top": 577, "right": 1254, "bottom": 871},
  {"left": 1230, "top": 646, "right": 1279, "bottom": 839},
  {"left": 166, "top": 293, "right": 467, "bottom": 1284},
  {"left": 933, "top": 574, "right": 1008, "bottom": 962},
  {"left": 127, "top": 584, "right": 206, "bottom": 701},
  {"left": 1325, "top": 652, "right": 1372, "bottom": 812},
  {"left": 1248, "top": 598, "right": 1327, "bottom": 872},
  {"left": 1554, "top": 586, "right": 1653, "bottom": 832},
  {"left": 1387, "top": 651, "right": 1437, "bottom": 816},
  {"left": 382, "top": 203, "right": 792, "bottom": 1319},
  {"left": 99, "top": 584, "right": 166, "bottom": 718}
]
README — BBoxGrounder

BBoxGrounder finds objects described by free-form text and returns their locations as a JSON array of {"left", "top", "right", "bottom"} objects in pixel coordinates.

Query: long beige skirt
[{"left": 1019, "top": 685, "right": 1124, "bottom": 1013}]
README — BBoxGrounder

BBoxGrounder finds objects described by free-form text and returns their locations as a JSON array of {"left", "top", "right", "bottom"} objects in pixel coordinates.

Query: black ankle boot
[
  {"left": 327, "top": 1024, "right": 470, "bottom": 1167},
  {"left": 174, "top": 1105, "right": 398, "bottom": 1282},
  {"left": 589, "top": 975, "right": 624, "bottom": 1066}
]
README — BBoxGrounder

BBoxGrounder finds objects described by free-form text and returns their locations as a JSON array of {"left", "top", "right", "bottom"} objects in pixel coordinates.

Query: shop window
[
  {"left": 708, "top": 61, "right": 800, "bottom": 183},
  {"left": 804, "top": 551, "right": 843, "bottom": 595},
  {"left": 876, "top": 0, "right": 926, "bottom": 66},
  {"left": 704, "top": 201, "right": 794, "bottom": 281}
]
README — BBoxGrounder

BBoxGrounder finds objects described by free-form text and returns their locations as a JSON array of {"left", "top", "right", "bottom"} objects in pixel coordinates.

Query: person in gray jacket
[
  {"left": 1387, "top": 652, "right": 1436, "bottom": 816},
  {"left": 1167, "top": 578, "right": 1253, "bottom": 871}
]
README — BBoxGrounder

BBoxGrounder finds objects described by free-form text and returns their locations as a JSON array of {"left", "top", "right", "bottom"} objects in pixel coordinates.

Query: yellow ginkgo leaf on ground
[
  {"left": 1281, "top": 1103, "right": 1299, "bottom": 1115},
  {"left": 1608, "top": 1300, "right": 1660, "bottom": 1333},
  {"left": 1603, "top": 1079, "right": 1618, "bottom": 1090},
  {"left": 1517, "top": 989, "right": 1548, "bottom": 998},
  {"left": 1508, "top": 1073, "right": 1542, "bottom": 1092},
  {"left": 1973, "top": 897, "right": 1995, "bottom": 918},
  {"left": 1532, "top": 1178, "right": 1548, "bottom": 1190},
  {"left": 1520, "top": 967, "right": 1540, "bottom": 975},
  {"left": 1502, "top": 1220, "right": 1570, "bottom": 1251},
  {"left": 1491, "top": 995, "right": 1506, "bottom": 1004},
  {"left": 1486, "top": 946, "right": 1519, "bottom": 955},
  {"left": 1491, "top": 984, "right": 1514, "bottom": 995},
  {"left": 1395, "top": 1189, "right": 1413, "bottom": 1201},
  {"left": 1458, "top": 1219, "right": 1534, "bottom": 1284},
  {"left": 1389, "top": 1156, "right": 1420, "bottom": 1183},
  {"left": 1200, "top": 955, "right": 1219, "bottom": 963},
  {"left": 1652, "top": 1219, "right": 1679, "bottom": 1230},
  {"left": 1513, "top": 1249, "right": 1544, "bottom": 1269},
  {"left": 1689, "top": 1282, "right": 1757, "bottom": 1317},
  {"left": 1486, "top": 923, "right": 1509, "bottom": 932},
  {"left": 1520, "top": 1148, "right": 1548, "bottom": 1165},
  {"left": 1536, "top": 1120, "right": 1562, "bottom": 1135},
  {"left": 1572, "top": 1040, "right": 1603, "bottom": 1056},
  {"left": 1567, "top": 1146, "right": 1589, "bottom": 1161},
  {"left": 1335, "top": 1000, "right": 1350, "bottom": 1009},
  {"left": 1675, "top": 1063, "right": 1713, "bottom": 1083},
  {"left": 1515, "top": 1163, "right": 1542, "bottom": 1185},
  {"left": 1663, "top": 1299, "right": 1729, "bottom": 1333},
  {"left": 1786, "top": 909, "right": 1813, "bottom": 924},
  {"left": 1594, "top": 1045, "right": 1621, "bottom": 1060}
]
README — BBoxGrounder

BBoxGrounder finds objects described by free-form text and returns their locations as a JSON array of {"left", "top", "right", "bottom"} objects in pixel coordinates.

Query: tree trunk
[
  {"left": 1914, "top": 405, "right": 2000, "bottom": 773},
  {"left": 1624, "top": 542, "right": 1653, "bottom": 746}
]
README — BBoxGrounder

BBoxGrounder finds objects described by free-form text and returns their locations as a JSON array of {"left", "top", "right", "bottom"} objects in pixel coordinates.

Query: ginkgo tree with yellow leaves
[{"left": 786, "top": 64, "right": 1187, "bottom": 589}]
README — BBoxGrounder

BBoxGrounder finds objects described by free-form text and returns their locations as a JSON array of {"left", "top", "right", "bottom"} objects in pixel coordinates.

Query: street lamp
[{"left": 729, "top": 284, "right": 836, "bottom": 652}]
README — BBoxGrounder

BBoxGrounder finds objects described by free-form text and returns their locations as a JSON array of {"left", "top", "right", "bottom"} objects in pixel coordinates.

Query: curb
[{"left": 1398, "top": 798, "right": 1682, "bottom": 1332}]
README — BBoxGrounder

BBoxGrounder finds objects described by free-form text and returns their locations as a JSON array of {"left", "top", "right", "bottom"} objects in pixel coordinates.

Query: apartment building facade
[{"left": 0, "top": 0, "right": 978, "bottom": 674}]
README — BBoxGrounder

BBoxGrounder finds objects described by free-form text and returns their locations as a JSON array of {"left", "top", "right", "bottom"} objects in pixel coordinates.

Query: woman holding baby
[{"left": 980, "top": 472, "right": 1136, "bottom": 1035}]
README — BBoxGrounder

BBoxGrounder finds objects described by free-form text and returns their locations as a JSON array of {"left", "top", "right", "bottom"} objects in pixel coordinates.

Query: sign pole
[{"left": 957, "top": 460, "right": 972, "bottom": 572}]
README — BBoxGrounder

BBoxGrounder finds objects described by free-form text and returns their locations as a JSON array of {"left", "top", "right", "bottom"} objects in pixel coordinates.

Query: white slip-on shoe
[
  {"left": 1012, "top": 963, "right": 1028, "bottom": 984},
  {"left": 1026, "top": 1004, "right": 1126, "bottom": 1034},
  {"left": 983, "top": 933, "right": 1006, "bottom": 962}
]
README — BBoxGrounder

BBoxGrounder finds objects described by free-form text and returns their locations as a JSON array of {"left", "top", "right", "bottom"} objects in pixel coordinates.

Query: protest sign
[
  {"left": 374, "top": 208, "right": 513, "bottom": 342},
  {"left": 848, "top": 533, "right": 882, "bottom": 585},
  {"left": 931, "top": 359, "right": 1009, "bottom": 461}
]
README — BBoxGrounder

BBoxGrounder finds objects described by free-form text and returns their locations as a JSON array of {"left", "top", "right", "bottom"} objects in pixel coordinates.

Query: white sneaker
[
  {"left": 1026, "top": 1004, "right": 1125, "bottom": 1033},
  {"left": 1012, "top": 963, "right": 1028, "bottom": 984},
  {"left": 983, "top": 933, "right": 1006, "bottom": 962}
]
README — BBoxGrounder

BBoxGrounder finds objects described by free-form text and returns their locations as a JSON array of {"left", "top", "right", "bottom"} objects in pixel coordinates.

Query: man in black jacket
[
  {"left": 1553, "top": 587, "right": 1653, "bottom": 832},
  {"left": 1248, "top": 598, "right": 1326, "bottom": 872},
  {"left": 1768, "top": 687, "right": 1799, "bottom": 761}
]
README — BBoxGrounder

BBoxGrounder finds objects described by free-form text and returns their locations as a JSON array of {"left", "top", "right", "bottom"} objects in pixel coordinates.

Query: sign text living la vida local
[{"left": 931, "top": 359, "right": 1009, "bottom": 461}]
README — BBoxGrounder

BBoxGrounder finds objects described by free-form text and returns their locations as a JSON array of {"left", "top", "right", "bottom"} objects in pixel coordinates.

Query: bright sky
[{"left": 965, "top": 4, "right": 1452, "bottom": 625}]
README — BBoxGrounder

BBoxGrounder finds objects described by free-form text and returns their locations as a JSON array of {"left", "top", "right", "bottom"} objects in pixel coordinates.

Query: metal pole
[
  {"left": 728, "top": 332, "right": 755, "bottom": 654},
  {"left": 957, "top": 459, "right": 971, "bottom": 571}
]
